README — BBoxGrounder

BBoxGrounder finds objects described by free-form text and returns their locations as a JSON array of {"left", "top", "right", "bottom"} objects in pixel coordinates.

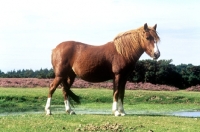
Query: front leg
[
  {"left": 112, "top": 98, "right": 126, "bottom": 116},
  {"left": 112, "top": 74, "right": 126, "bottom": 116}
]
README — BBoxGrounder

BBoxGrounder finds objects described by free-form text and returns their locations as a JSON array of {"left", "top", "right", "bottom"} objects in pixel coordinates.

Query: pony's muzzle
[{"left": 154, "top": 51, "right": 160, "bottom": 60}]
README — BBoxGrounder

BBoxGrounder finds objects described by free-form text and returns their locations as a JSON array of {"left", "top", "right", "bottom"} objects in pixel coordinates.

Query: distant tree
[
  {"left": 24, "top": 69, "right": 35, "bottom": 78},
  {"left": 16, "top": 70, "right": 22, "bottom": 78},
  {"left": 0, "top": 70, "right": 5, "bottom": 77},
  {"left": 177, "top": 64, "right": 200, "bottom": 88},
  {"left": 143, "top": 59, "right": 157, "bottom": 83},
  {"left": 36, "top": 68, "right": 46, "bottom": 79},
  {"left": 46, "top": 68, "right": 55, "bottom": 78},
  {"left": 155, "top": 59, "right": 183, "bottom": 88},
  {"left": 128, "top": 61, "right": 145, "bottom": 82},
  {"left": 35, "top": 68, "right": 54, "bottom": 79},
  {"left": 129, "top": 59, "right": 183, "bottom": 88}
]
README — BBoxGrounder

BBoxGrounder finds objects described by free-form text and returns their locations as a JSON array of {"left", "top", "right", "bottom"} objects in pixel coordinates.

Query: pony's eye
[{"left": 146, "top": 36, "right": 154, "bottom": 41}]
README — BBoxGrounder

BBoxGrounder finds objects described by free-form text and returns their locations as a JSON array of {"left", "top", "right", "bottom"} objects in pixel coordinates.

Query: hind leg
[
  {"left": 45, "top": 77, "right": 62, "bottom": 115},
  {"left": 62, "top": 73, "right": 76, "bottom": 114}
]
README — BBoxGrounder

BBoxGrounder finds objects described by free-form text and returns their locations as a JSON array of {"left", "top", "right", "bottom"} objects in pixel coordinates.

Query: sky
[{"left": 0, "top": 0, "right": 200, "bottom": 72}]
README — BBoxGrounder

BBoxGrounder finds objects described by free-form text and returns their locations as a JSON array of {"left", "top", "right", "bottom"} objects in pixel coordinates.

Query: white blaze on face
[
  {"left": 154, "top": 43, "right": 159, "bottom": 53},
  {"left": 153, "top": 42, "right": 160, "bottom": 59}
]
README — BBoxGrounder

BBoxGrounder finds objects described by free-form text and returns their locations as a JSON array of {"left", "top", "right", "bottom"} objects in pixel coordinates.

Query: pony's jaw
[{"left": 147, "top": 52, "right": 160, "bottom": 60}]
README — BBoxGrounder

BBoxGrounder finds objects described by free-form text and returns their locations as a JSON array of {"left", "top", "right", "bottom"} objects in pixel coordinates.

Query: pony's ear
[
  {"left": 153, "top": 24, "right": 157, "bottom": 30},
  {"left": 144, "top": 23, "right": 148, "bottom": 31}
]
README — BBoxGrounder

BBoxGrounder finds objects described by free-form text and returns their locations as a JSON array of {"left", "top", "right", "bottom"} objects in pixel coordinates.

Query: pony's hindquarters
[{"left": 45, "top": 42, "right": 79, "bottom": 115}]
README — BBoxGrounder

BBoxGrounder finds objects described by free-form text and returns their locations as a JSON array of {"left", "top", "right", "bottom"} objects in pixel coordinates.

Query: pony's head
[
  {"left": 141, "top": 23, "right": 160, "bottom": 60},
  {"left": 113, "top": 23, "right": 160, "bottom": 61}
]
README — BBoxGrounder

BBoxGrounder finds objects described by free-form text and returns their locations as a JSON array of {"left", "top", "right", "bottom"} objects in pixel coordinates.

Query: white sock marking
[
  {"left": 112, "top": 101, "right": 117, "bottom": 112},
  {"left": 118, "top": 98, "right": 126, "bottom": 116},
  {"left": 118, "top": 98, "right": 124, "bottom": 112},
  {"left": 45, "top": 98, "right": 51, "bottom": 115},
  {"left": 64, "top": 99, "right": 71, "bottom": 112}
]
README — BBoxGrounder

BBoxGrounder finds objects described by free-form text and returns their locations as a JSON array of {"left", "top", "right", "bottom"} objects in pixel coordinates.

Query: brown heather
[{"left": 0, "top": 78, "right": 182, "bottom": 91}]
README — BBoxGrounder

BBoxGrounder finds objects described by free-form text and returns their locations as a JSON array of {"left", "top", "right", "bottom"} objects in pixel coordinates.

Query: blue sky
[{"left": 0, "top": 0, "right": 200, "bottom": 72}]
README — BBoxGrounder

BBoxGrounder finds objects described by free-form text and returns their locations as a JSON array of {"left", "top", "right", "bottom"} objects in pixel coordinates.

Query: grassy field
[
  {"left": 0, "top": 88, "right": 200, "bottom": 131},
  {"left": 1, "top": 113, "right": 200, "bottom": 132}
]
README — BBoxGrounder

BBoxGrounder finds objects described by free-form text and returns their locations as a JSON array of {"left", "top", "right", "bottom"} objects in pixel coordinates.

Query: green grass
[
  {"left": 1, "top": 88, "right": 200, "bottom": 113},
  {"left": 1, "top": 113, "right": 200, "bottom": 132},
  {"left": 1, "top": 88, "right": 200, "bottom": 131}
]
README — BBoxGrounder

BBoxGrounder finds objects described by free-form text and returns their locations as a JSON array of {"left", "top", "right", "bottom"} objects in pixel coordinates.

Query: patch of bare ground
[
  {"left": 0, "top": 78, "right": 181, "bottom": 91},
  {"left": 75, "top": 122, "right": 145, "bottom": 131}
]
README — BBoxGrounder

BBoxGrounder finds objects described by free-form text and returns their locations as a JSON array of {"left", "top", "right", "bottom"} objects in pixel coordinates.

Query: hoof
[
  {"left": 119, "top": 110, "right": 126, "bottom": 116},
  {"left": 45, "top": 109, "right": 52, "bottom": 115},
  {"left": 70, "top": 111, "right": 76, "bottom": 115},
  {"left": 120, "top": 112, "right": 126, "bottom": 116},
  {"left": 113, "top": 110, "right": 126, "bottom": 116},
  {"left": 67, "top": 110, "right": 76, "bottom": 115},
  {"left": 114, "top": 111, "right": 121, "bottom": 116}
]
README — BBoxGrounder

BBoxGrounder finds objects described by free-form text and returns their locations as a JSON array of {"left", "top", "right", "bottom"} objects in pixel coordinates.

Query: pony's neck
[
  {"left": 129, "top": 31, "right": 144, "bottom": 62},
  {"left": 113, "top": 28, "right": 145, "bottom": 62}
]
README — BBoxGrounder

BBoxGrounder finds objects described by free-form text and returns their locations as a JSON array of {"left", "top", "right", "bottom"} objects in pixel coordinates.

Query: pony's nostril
[{"left": 154, "top": 52, "right": 160, "bottom": 59}]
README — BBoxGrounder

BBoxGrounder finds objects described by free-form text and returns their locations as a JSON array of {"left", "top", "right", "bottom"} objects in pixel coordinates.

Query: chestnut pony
[{"left": 45, "top": 23, "right": 160, "bottom": 116}]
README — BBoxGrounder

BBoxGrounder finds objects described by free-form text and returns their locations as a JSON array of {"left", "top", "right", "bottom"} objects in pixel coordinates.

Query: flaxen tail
[{"left": 67, "top": 89, "right": 80, "bottom": 104}]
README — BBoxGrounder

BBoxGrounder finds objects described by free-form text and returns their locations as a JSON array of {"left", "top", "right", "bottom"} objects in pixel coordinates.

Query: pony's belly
[
  {"left": 80, "top": 75, "right": 112, "bottom": 83},
  {"left": 72, "top": 67, "right": 112, "bottom": 82}
]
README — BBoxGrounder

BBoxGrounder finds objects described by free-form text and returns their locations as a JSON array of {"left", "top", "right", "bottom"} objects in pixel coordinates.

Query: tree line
[
  {"left": 0, "top": 59, "right": 200, "bottom": 89},
  {"left": 0, "top": 68, "right": 54, "bottom": 79},
  {"left": 128, "top": 59, "right": 200, "bottom": 89}
]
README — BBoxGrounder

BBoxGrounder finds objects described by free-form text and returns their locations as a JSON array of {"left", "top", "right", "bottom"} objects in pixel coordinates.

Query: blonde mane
[{"left": 113, "top": 26, "right": 160, "bottom": 61}]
